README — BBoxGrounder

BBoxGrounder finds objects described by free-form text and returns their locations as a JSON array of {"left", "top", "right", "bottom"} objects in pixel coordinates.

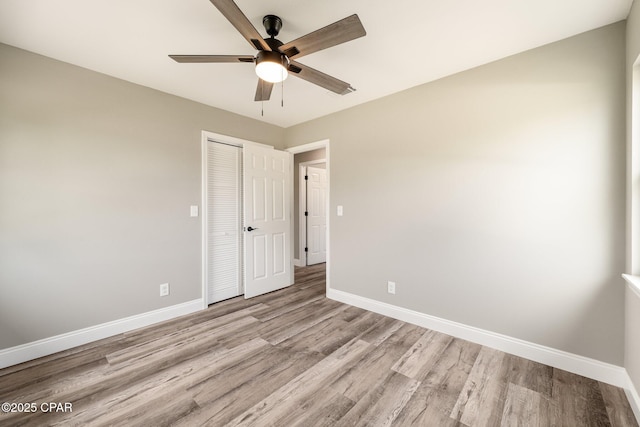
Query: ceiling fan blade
[
  {"left": 209, "top": 0, "right": 271, "bottom": 51},
  {"left": 169, "top": 54, "right": 254, "bottom": 63},
  {"left": 254, "top": 79, "right": 274, "bottom": 101},
  {"left": 289, "top": 60, "right": 355, "bottom": 95},
  {"left": 279, "top": 14, "right": 366, "bottom": 59}
]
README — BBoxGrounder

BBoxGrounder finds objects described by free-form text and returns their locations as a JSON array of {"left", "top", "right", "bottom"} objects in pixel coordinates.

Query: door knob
[{"left": 247, "top": 226, "right": 259, "bottom": 232}]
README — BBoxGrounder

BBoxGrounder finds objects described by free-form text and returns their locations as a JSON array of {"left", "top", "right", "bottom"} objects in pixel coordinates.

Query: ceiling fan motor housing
[
  {"left": 256, "top": 50, "right": 289, "bottom": 67},
  {"left": 264, "top": 37, "right": 284, "bottom": 51}
]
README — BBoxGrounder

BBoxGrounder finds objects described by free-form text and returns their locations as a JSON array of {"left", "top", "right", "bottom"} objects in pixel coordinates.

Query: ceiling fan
[{"left": 169, "top": 0, "right": 366, "bottom": 102}]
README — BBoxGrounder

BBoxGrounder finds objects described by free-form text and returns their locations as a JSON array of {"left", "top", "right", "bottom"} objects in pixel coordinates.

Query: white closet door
[{"left": 207, "top": 141, "right": 243, "bottom": 304}]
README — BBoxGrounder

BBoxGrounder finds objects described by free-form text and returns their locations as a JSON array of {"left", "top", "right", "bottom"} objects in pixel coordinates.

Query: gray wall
[
  {"left": 0, "top": 20, "right": 631, "bottom": 369},
  {"left": 0, "top": 43, "right": 284, "bottom": 348},
  {"left": 626, "top": 0, "right": 640, "bottom": 399},
  {"left": 293, "top": 148, "right": 326, "bottom": 260},
  {"left": 285, "top": 23, "right": 626, "bottom": 364}
]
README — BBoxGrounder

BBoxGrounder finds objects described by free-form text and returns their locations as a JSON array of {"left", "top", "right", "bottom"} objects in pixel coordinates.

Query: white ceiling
[{"left": 0, "top": 0, "right": 633, "bottom": 128}]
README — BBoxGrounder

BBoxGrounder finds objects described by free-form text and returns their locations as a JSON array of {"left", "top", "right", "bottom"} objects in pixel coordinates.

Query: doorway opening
[{"left": 287, "top": 140, "right": 330, "bottom": 288}]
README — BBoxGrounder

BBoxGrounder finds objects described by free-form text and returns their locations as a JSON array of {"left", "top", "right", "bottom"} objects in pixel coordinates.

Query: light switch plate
[
  {"left": 337, "top": 205, "right": 343, "bottom": 216},
  {"left": 190, "top": 205, "right": 199, "bottom": 217}
]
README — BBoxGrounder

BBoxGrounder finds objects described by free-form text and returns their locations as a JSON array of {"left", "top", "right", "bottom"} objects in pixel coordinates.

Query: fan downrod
[{"left": 263, "top": 15, "right": 282, "bottom": 38}]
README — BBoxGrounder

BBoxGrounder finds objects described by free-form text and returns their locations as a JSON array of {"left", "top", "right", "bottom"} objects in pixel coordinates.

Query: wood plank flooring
[{"left": 0, "top": 263, "right": 637, "bottom": 426}]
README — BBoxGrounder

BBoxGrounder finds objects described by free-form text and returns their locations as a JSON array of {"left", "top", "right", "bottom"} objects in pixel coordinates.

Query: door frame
[
  {"left": 299, "top": 160, "right": 326, "bottom": 266},
  {"left": 286, "top": 139, "right": 330, "bottom": 290},
  {"left": 200, "top": 131, "right": 281, "bottom": 309}
]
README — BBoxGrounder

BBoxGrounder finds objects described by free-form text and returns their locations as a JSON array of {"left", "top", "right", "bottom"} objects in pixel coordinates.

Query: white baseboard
[
  {"left": 0, "top": 299, "right": 203, "bottom": 369},
  {"left": 293, "top": 258, "right": 305, "bottom": 267},
  {"left": 327, "top": 288, "right": 628, "bottom": 388},
  {"left": 626, "top": 374, "right": 640, "bottom": 423}
]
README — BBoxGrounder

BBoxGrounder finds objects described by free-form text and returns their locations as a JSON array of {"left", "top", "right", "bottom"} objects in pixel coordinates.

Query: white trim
[
  {"left": 293, "top": 258, "right": 305, "bottom": 267},
  {"left": 201, "top": 138, "right": 208, "bottom": 309},
  {"left": 0, "top": 299, "right": 203, "bottom": 369},
  {"left": 326, "top": 288, "right": 629, "bottom": 388},
  {"left": 299, "top": 165, "right": 306, "bottom": 266},
  {"left": 286, "top": 140, "right": 329, "bottom": 154},
  {"left": 623, "top": 274, "right": 640, "bottom": 423},
  {"left": 631, "top": 62, "right": 640, "bottom": 274},
  {"left": 623, "top": 274, "right": 640, "bottom": 298},
  {"left": 300, "top": 160, "right": 326, "bottom": 166},
  {"left": 288, "top": 149, "right": 295, "bottom": 288},
  {"left": 626, "top": 373, "right": 640, "bottom": 424},
  {"left": 202, "top": 130, "right": 274, "bottom": 150}
]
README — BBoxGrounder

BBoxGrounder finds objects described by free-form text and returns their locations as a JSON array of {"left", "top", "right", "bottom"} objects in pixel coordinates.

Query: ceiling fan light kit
[
  {"left": 169, "top": 0, "right": 366, "bottom": 105},
  {"left": 255, "top": 50, "right": 289, "bottom": 83}
]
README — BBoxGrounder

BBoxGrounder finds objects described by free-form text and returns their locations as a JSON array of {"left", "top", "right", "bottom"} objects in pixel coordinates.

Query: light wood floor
[{"left": 0, "top": 264, "right": 637, "bottom": 426}]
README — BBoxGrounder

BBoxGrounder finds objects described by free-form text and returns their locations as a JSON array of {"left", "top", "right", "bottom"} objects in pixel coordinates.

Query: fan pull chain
[
  {"left": 281, "top": 79, "right": 284, "bottom": 108},
  {"left": 261, "top": 99, "right": 264, "bottom": 117}
]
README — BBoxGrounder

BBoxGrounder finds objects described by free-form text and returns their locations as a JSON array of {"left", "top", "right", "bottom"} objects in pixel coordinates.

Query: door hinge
[
  {"left": 304, "top": 211, "right": 308, "bottom": 216},
  {"left": 304, "top": 175, "right": 308, "bottom": 180},
  {"left": 304, "top": 247, "right": 308, "bottom": 252}
]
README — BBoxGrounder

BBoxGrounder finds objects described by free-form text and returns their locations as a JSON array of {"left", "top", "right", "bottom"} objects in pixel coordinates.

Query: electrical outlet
[
  {"left": 160, "top": 283, "right": 170, "bottom": 297},
  {"left": 387, "top": 281, "right": 396, "bottom": 295}
]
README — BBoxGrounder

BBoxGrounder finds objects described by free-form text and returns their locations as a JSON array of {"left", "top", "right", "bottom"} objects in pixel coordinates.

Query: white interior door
[
  {"left": 243, "top": 144, "right": 293, "bottom": 298},
  {"left": 306, "top": 166, "right": 327, "bottom": 265}
]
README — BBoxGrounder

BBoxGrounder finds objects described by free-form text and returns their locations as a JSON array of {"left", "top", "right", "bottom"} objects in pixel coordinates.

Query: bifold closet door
[{"left": 207, "top": 141, "right": 243, "bottom": 304}]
